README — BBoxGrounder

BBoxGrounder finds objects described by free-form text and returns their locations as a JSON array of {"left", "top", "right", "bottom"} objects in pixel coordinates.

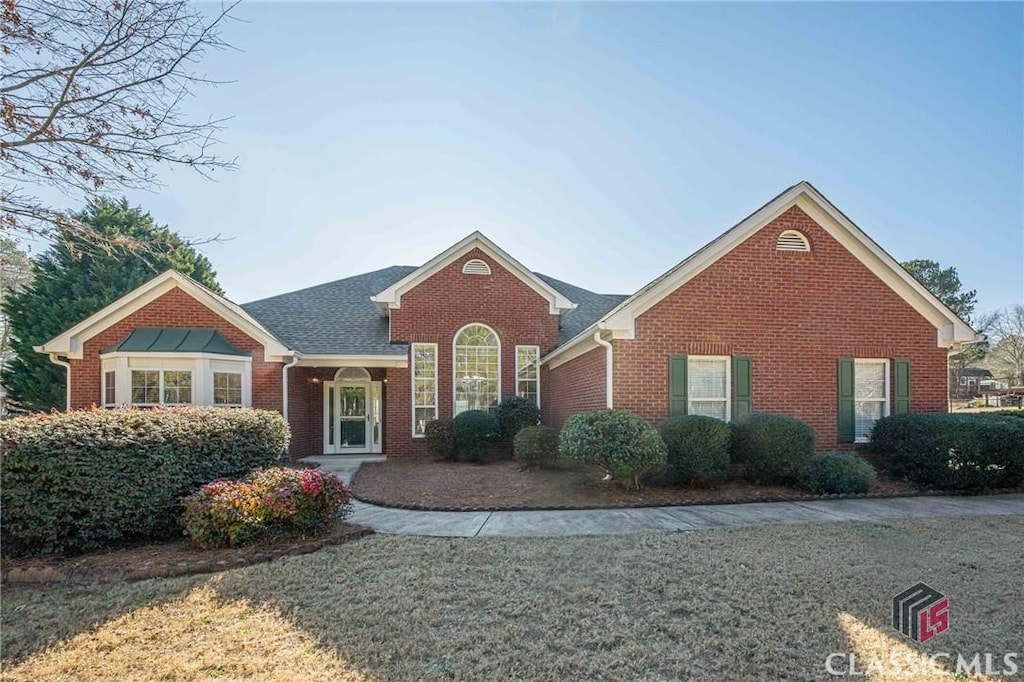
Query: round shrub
[
  {"left": 425, "top": 418, "right": 455, "bottom": 461},
  {"left": 801, "top": 452, "right": 877, "bottom": 494},
  {"left": 659, "top": 415, "right": 731, "bottom": 485},
  {"left": 0, "top": 407, "right": 289, "bottom": 557},
  {"left": 730, "top": 413, "right": 815, "bottom": 484},
  {"left": 560, "top": 410, "right": 666, "bottom": 490},
  {"left": 870, "top": 413, "right": 1024, "bottom": 490},
  {"left": 182, "top": 467, "right": 352, "bottom": 549},
  {"left": 452, "top": 410, "right": 500, "bottom": 463},
  {"left": 513, "top": 425, "right": 560, "bottom": 470},
  {"left": 496, "top": 395, "right": 541, "bottom": 441}
]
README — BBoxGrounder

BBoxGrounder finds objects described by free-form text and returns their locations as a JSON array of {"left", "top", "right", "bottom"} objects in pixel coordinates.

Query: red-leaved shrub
[{"left": 182, "top": 467, "right": 352, "bottom": 548}]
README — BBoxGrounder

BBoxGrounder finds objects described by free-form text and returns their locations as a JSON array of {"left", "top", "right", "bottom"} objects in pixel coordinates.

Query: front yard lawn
[
  {"left": 3, "top": 516, "right": 1021, "bottom": 681},
  {"left": 351, "top": 459, "right": 914, "bottom": 510}
]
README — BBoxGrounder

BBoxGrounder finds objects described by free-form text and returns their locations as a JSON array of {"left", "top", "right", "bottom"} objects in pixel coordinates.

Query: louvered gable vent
[
  {"left": 462, "top": 259, "right": 492, "bottom": 275},
  {"left": 776, "top": 230, "right": 810, "bottom": 252}
]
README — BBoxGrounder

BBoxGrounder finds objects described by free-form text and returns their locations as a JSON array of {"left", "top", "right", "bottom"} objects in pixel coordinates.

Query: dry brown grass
[{"left": 3, "top": 516, "right": 1021, "bottom": 681}]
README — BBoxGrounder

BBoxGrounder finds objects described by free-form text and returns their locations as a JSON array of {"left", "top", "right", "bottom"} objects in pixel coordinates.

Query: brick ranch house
[{"left": 37, "top": 182, "right": 978, "bottom": 458}]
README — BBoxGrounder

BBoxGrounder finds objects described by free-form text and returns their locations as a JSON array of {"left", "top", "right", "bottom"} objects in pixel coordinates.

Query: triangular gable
[
  {"left": 35, "top": 270, "right": 292, "bottom": 362},
  {"left": 545, "top": 181, "right": 978, "bottom": 364},
  {"left": 371, "top": 231, "right": 574, "bottom": 315}
]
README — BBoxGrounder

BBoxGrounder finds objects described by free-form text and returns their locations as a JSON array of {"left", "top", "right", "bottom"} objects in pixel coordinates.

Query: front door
[
  {"left": 336, "top": 383, "right": 369, "bottom": 451},
  {"left": 323, "top": 375, "right": 381, "bottom": 454}
]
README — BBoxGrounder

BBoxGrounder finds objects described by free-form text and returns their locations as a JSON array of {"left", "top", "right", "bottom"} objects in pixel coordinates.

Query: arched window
[{"left": 454, "top": 324, "right": 500, "bottom": 415}]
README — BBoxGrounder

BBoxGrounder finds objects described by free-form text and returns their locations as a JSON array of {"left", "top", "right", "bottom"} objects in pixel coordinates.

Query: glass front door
[{"left": 337, "top": 384, "right": 368, "bottom": 450}]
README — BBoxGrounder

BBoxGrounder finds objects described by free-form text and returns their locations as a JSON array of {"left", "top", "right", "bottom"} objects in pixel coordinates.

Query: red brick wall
[
  {"left": 69, "top": 288, "right": 283, "bottom": 412},
  {"left": 541, "top": 346, "right": 607, "bottom": 429},
  {"left": 387, "top": 248, "right": 560, "bottom": 456},
  {"left": 611, "top": 205, "right": 948, "bottom": 450}
]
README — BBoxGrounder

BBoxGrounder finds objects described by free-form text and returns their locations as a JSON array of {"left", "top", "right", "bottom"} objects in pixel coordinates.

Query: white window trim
[
  {"left": 130, "top": 368, "right": 194, "bottom": 407},
  {"left": 103, "top": 370, "right": 117, "bottom": 407},
  {"left": 515, "top": 345, "right": 541, "bottom": 408},
  {"left": 688, "top": 355, "right": 731, "bottom": 422},
  {"left": 854, "top": 358, "right": 890, "bottom": 443},
  {"left": 212, "top": 370, "right": 244, "bottom": 407},
  {"left": 102, "top": 354, "right": 252, "bottom": 408},
  {"left": 452, "top": 323, "right": 501, "bottom": 417},
  {"left": 411, "top": 342, "right": 438, "bottom": 438}
]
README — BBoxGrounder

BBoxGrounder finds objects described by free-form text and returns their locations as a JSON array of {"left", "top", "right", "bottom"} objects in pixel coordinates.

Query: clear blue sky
[{"left": 114, "top": 2, "right": 1022, "bottom": 315}]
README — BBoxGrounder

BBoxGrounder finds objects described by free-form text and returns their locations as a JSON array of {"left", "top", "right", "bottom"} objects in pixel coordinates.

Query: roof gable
[
  {"left": 545, "top": 182, "right": 978, "bottom": 365},
  {"left": 372, "top": 232, "right": 574, "bottom": 315},
  {"left": 36, "top": 270, "right": 291, "bottom": 362}
]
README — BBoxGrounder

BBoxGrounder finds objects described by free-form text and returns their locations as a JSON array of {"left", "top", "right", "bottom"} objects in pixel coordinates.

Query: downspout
[
  {"left": 47, "top": 353, "right": 72, "bottom": 410},
  {"left": 593, "top": 331, "right": 613, "bottom": 409},
  {"left": 281, "top": 353, "right": 300, "bottom": 420}
]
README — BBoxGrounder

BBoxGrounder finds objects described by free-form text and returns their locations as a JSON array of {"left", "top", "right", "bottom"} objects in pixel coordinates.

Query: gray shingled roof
[
  {"left": 240, "top": 266, "right": 625, "bottom": 356},
  {"left": 534, "top": 274, "right": 629, "bottom": 346}
]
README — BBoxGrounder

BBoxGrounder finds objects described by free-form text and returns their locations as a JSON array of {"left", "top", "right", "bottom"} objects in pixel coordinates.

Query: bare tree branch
[{"left": 0, "top": 0, "right": 239, "bottom": 251}]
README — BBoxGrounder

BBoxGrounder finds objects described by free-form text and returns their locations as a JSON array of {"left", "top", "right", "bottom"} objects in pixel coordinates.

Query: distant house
[
  {"left": 34, "top": 182, "right": 978, "bottom": 456},
  {"left": 957, "top": 368, "right": 1009, "bottom": 396}
]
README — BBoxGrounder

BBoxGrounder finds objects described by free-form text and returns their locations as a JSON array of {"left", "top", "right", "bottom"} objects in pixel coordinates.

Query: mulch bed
[
  {"left": 351, "top": 460, "right": 928, "bottom": 511},
  {"left": 1, "top": 523, "right": 373, "bottom": 586}
]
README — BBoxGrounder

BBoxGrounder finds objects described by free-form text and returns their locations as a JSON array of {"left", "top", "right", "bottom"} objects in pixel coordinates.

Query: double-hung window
[
  {"left": 687, "top": 357, "right": 730, "bottom": 421},
  {"left": 670, "top": 355, "right": 750, "bottom": 422},
  {"left": 412, "top": 343, "right": 437, "bottom": 436},
  {"left": 213, "top": 371, "right": 243, "bottom": 406},
  {"left": 103, "top": 370, "right": 117, "bottom": 407},
  {"left": 853, "top": 359, "right": 888, "bottom": 442},
  {"left": 130, "top": 369, "right": 193, "bottom": 406},
  {"left": 516, "top": 345, "right": 540, "bottom": 407}
]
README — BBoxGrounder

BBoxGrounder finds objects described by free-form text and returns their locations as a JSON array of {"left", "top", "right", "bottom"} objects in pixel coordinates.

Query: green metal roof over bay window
[{"left": 103, "top": 328, "right": 250, "bottom": 356}]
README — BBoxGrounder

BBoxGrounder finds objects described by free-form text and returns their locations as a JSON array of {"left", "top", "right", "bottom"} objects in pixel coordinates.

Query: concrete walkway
[{"left": 305, "top": 456, "right": 1024, "bottom": 538}]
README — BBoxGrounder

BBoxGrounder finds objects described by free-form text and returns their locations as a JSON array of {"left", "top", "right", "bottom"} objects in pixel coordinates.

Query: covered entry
[{"left": 323, "top": 367, "right": 382, "bottom": 454}]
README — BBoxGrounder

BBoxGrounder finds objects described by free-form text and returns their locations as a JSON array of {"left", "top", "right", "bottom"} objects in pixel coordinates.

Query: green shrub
[
  {"left": 182, "top": 467, "right": 352, "bottom": 548},
  {"left": 513, "top": 425, "right": 560, "bottom": 470},
  {"left": 870, "top": 413, "right": 1024, "bottom": 491},
  {"left": 452, "top": 410, "right": 500, "bottom": 463},
  {"left": 659, "top": 415, "right": 731, "bottom": 485},
  {"left": 801, "top": 452, "right": 876, "bottom": 494},
  {"left": 425, "top": 418, "right": 455, "bottom": 460},
  {"left": 730, "top": 413, "right": 815, "bottom": 484},
  {"left": 0, "top": 407, "right": 289, "bottom": 556},
  {"left": 495, "top": 395, "right": 541, "bottom": 441},
  {"left": 560, "top": 410, "right": 666, "bottom": 490}
]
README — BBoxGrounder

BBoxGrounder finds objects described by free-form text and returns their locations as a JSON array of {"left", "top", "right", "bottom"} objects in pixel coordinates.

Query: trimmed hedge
[
  {"left": 182, "top": 467, "right": 351, "bottom": 548},
  {"left": 513, "top": 425, "right": 560, "bottom": 470},
  {"left": 870, "top": 413, "right": 1024, "bottom": 491},
  {"left": 801, "top": 452, "right": 876, "bottom": 494},
  {"left": 495, "top": 396, "right": 541, "bottom": 441},
  {"left": 560, "top": 410, "right": 666, "bottom": 490},
  {"left": 452, "top": 410, "right": 500, "bottom": 463},
  {"left": 425, "top": 418, "right": 455, "bottom": 461},
  {"left": 659, "top": 415, "right": 732, "bottom": 485},
  {"left": 730, "top": 413, "right": 815, "bottom": 484},
  {"left": 0, "top": 407, "right": 289, "bottom": 556}
]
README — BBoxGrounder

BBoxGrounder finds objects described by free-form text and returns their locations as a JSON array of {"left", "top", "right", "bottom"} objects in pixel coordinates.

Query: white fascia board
[
  {"left": 372, "top": 231, "right": 574, "bottom": 315},
  {"left": 294, "top": 354, "right": 408, "bottom": 368},
  {"left": 35, "top": 270, "right": 293, "bottom": 362},
  {"left": 541, "top": 332, "right": 601, "bottom": 369}
]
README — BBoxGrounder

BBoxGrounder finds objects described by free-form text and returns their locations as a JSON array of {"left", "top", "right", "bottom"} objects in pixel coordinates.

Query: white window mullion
[{"left": 412, "top": 343, "right": 437, "bottom": 437}]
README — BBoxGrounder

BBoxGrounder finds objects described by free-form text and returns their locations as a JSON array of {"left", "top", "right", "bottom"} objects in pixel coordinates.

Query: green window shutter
[
  {"left": 732, "top": 356, "right": 753, "bottom": 421},
  {"left": 669, "top": 355, "right": 688, "bottom": 417},
  {"left": 894, "top": 359, "right": 911, "bottom": 415},
  {"left": 837, "top": 357, "right": 855, "bottom": 443}
]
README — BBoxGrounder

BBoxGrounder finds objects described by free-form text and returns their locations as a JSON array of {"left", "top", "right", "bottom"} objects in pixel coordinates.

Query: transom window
[
  {"left": 454, "top": 324, "right": 500, "bottom": 415},
  {"left": 213, "top": 372, "right": 243, "bottom": 406},
  {"left": 516, "top": 345, "right": 540, "bottom": 407},
  {"left": 412, "top": 343, "right": 438, "bottom": 436},
  {"left": 131, "top": 369, "right": 192, "bottom": 406},
  {"left": 854, "top": 359, "right": 889, "bottom": 442},
  {"left": 688, "top": 357, "right": 730, "bottom": 421}
]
